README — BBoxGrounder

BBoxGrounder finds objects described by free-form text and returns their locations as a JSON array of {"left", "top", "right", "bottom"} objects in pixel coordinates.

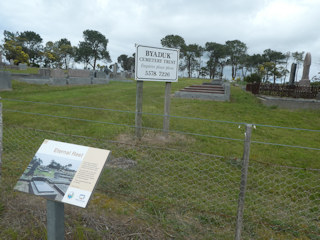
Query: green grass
[
  {"left": 0, "top": 67, "right": 40, "bottom": 74},
  {"left": 0, "top": 79, "right": 319, "bottom": 239},
  {"left": 1, "top": 79, "right": 319, "bottom": 168}
]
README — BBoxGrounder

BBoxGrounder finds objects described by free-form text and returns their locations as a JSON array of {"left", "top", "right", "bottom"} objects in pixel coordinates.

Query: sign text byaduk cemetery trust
[{"left": 135, "top": 45, "right": 179, "bottom": 82}]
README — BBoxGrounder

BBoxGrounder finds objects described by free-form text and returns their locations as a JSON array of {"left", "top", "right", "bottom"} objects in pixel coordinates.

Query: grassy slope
[
  {"left": 1, "top": 79, "right": 319, "bottom": 168},
  {"left": 0, "top": 79, "right": 319, "bottom": 239}
]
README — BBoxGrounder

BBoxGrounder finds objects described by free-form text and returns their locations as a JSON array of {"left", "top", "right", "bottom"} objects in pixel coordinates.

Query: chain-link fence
[
  {"left": 244, "top": 160, "right": 320, "bottom": 239},
  {"left": 2, "top": 125, "right": 242, "bottom": 238},
  {"left": 0, "top": 100, "right": 319, "bottom": 239}
]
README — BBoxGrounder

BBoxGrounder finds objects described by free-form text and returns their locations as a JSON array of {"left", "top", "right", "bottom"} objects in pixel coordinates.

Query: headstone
[
  {"left": 68, "top": 69, "right": 90, "bottom": 78},
  {"left": 211, "top": 79, "right": 223, "bottom": 85},
  {"left": 39, "top": 68, "right": 51, "bottom": 77},
  {"left": 113, "top": 63, "right": 118, "bottom": 75},
  {"left": 289, "top": 63, "right": 297, "bottom": 85},
  {"left": 95, "top": 71, "right": 106, "bottom": 78},
  {"left": 299, "top": 52, "right": 311, "bottom": 86},
  {"left": 19, "top": 63, "right": 27, "bottom": 70},
  {"left": 0, "top": 71, "right": 12, "bottom": 91},
  {"left": 125, "top": 71, "right": 133, "bottom": 78},
  {"left": 51, "top": 69, "right": 66, "bottom": 78},
  {"left": 104, "top": 66, "right": 111, "bottom": 76},
  {"left": 10, "top": 59, "right": 14, "bottom": 65}
]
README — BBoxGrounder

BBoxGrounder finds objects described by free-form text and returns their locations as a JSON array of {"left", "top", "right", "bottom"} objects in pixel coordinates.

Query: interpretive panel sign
[
  {"left": 14, "top": 140, "right": 110, "bottom": 208},
  {"left": 135, "top": 44, "right": 179, "bottom": 82}
]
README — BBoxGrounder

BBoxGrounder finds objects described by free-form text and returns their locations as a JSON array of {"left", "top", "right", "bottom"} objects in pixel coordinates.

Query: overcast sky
[{"left": 0, "top": 0, "right": 319, "bottom": 78}]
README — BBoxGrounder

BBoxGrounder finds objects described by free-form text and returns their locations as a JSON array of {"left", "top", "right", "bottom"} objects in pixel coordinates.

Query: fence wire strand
[
  {"left": 4, "top": 108, "right": 320, "bottom": 151},
  {"left": 3, "top": 98, "right": 320, "bottom": 132}
]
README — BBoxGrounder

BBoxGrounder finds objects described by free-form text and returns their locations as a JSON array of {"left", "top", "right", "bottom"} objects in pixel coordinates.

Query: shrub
[
  {"left": 244, "top": 73, "right": 262, "bottom": 83},
  {"left": 311, "top": 81, "right": 320, "bottom": 86}
]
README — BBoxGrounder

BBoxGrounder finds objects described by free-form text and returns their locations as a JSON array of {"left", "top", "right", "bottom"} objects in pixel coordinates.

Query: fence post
[
  {"left": 235, "top": 124, "right": 252, "bottom": 240},
  {"left": 47, "top": 200, "right": 65, "bottom": 240},
  {"left": 163, "top": 82, "right": 171, "bottom": 137},
  {"left": 0, "top": 98, "right": 2, "bottom": 181},
  {"left": 135, "top": 80, "right": 143, "bottom": 140}
]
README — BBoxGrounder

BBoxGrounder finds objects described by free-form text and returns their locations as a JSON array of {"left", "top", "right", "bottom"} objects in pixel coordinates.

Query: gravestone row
[{"left": 17, "top": 68, "right": 110, "bottom": 86}]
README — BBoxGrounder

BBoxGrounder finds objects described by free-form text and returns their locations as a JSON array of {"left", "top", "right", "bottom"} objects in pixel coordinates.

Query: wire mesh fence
[
  {"left": 244, "top": 160, "right": 320, "bottom": 239},
  {"left": 2, "top": 125, "right": 241, "bottom": 238},
  {"left": 0, "top": 98, "right": 319, "bottom": 239},
  {"left": 2, "top": 124, "right": 320, "bottom": 239}
]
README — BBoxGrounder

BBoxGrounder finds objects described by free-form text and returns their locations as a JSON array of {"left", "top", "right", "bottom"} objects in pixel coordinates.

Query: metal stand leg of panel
[{"left": 47, "top": 200, "right": 65, "bottom": 240}]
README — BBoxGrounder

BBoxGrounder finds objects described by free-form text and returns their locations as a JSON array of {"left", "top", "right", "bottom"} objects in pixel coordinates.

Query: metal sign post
[
  {"left": 14, "top": 140, "right": 111, "bottom": 239},
  {"left": 235, "top": 124, "right": 252, "bottom": 240},
  {"left": 47, "top": 200, "right": 65, "bottom": 240}
]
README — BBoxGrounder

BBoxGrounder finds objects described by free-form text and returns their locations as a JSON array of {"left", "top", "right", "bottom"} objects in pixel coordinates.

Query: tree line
[
  {"left": 160, "top": 34, "right": 305, "bottom": 83},
  {"left": 0, "top": 29, "right": 111, "bottom": 70},
  {"left": 0, "top": 30, "right": 305, "bottom": 82}
]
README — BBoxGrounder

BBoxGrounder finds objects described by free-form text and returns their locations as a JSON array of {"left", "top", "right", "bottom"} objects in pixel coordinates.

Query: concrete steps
[
  {"left": 179, "top": 85, "right": 225, "bottom": 94},
  {"left": 174, "top": 81, "right": 230, "bottom": 101}
]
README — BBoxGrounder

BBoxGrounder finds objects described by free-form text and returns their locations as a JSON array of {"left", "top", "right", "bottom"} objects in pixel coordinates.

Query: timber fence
[
  {"left": 246, "top": 83, "right": 320, "bottom": 98},
  {"left": 0, "top": 98, "right": 319, "bottom": 239}
]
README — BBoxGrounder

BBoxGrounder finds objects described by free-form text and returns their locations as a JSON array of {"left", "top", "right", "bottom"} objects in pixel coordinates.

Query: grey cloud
[{"left": 0, "top": 0, "right": 319, "bottom": 74}]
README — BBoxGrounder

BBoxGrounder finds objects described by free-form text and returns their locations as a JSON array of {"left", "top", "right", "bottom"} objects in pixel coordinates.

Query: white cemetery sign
[{"left": 135, "top": 44, "right": 179, "bottom": 82}]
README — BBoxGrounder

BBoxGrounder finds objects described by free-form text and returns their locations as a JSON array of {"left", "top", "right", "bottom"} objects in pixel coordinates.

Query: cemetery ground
[{"left": 0, "top": 79, "right": 319, "bottom": 239}]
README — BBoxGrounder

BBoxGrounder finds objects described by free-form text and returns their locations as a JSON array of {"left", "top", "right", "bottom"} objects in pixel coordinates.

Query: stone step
[
  {"left": 184, "top": 85, "right": 224, "bottom": 90},
  {"left": 188, "top": 84, "right": 224, "bottom": 89},
  {"left": 184, "top": 86, "right": 224, "bottom": 91},
  {"left": 180, "top": 89, "right": 224, "bottom": 94}
]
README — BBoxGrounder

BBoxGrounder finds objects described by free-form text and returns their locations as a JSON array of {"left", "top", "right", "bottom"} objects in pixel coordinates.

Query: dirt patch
[
  {"left": 0, "top": 188, "right": 169, "bottom": 239},
  {"left": 106, "top": 157, "right": 137, "bottom": 169},
  {"left": 116, "top": 131, "right": 195, "bottom": 147}
]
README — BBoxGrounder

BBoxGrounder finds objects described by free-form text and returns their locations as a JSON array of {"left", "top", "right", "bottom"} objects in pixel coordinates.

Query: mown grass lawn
[{"left": 0, "top": 78, "right": 319, "bottom": 239}]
